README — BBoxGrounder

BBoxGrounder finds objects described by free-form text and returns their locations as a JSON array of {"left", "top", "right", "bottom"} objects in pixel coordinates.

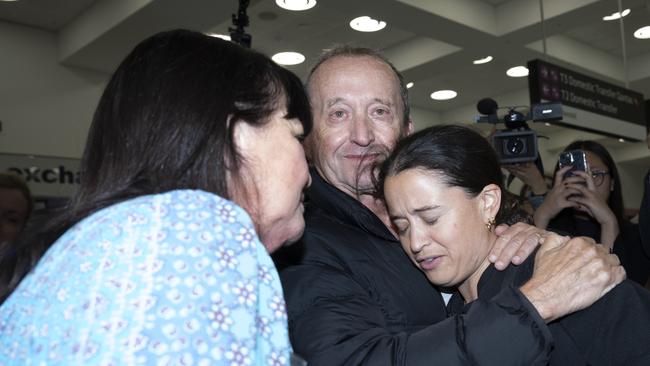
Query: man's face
[{"left": 305, "top": 55, "right": 411, "bottom": 197}]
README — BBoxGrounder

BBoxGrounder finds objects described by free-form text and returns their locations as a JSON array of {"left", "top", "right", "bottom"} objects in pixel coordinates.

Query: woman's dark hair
[
  {"left": 0, "top": 29, "right": 312, "bottom": 302},
  {"left": 553, "top": 140, "right": 624, "bottom": 227},
  {"left": 377, "top": 124, "right": 528, "bottom": 225}
]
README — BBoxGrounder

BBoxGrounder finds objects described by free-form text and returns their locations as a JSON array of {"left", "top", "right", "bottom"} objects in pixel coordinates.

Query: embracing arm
[
  {"left": 282, "top": 265, "right": 553, "bottom": 366},
  {"left": 519, "top": 233, "right": 625, "bottom": 321},
  {"left": 487, "top": 223, "right": 625, "bottom": 321}
]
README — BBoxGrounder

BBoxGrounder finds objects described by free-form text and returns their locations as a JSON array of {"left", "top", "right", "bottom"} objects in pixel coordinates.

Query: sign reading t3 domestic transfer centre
[{"left": 528, "top": 59, "right": 646, "bottom": 141}]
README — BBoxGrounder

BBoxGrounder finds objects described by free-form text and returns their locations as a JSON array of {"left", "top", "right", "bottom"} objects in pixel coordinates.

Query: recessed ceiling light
[
  {"left": 406, "top": 82, "right": 414, "bottom": 89},
  {"left": 208, "top": 33, "right": 231, "bottom": 41},
  {"left": 634, "top": 26, "right": 650, "bottom": 39},
  {"left": 272, "top": 51, "right": 305, "bottom": 65},
  {"left": 275, "top": 0, "right": 316, "bottom": 11},
  {"left": 602, "top": 9, "right": 630, "bottom": 21},
  {"left": 473, "top": 56, "right": 493, "bottom": 65},
  {"left": 544, "top": 123, "right": 551, "bottom": 127},
  {"left": 506, "top": 66, "right": 529, "bottom": 77},
  {"left": 350, "top": 16, "right": 386, "bottom": 32},
  {"left": 430, "top": 90, "right": 457, "bottom": 101},
  {"left": 618, "top": 138, "right": 626, "bottom": 143}
]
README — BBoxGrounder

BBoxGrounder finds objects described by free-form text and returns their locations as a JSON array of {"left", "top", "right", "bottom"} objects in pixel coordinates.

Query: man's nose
[{"left": 350, "top": 115, "right": 374, "bottom": 146}]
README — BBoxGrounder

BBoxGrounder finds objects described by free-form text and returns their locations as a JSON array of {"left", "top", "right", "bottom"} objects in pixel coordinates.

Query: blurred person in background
[
  {"left": 0, "top": 172, "right": 32, "bottom": 259},
  {"left": 534, "top": 140, "right": 650, "bottom": 285}
]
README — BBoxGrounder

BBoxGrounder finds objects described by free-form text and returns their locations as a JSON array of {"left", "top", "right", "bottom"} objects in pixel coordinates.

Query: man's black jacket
[{"left": 274, "top": 170, "right": 553, "bottom": 365}]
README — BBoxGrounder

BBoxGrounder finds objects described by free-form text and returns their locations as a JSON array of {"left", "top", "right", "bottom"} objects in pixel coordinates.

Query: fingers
[
  {"left": 536, "top": 232, "right": 569, "bottom": 251},
  {"left": 490, "top": 223, "right": 544, "bottom": 269},
  {"left": 572, "top": 170, "right": 596, "bottom": 190},
  {"left": 523, "top": 236, "right": 625, "bottom": 322},
  {"left": 554, "top": 166, "right": 572, "bottom": 185},
  {"left": 493, "top": 223, "right": 509, "bottom": 236}
]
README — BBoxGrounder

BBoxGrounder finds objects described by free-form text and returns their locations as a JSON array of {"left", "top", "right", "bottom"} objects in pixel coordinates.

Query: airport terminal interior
[{"left": 0, "top": 0, "right": 649, "bottom": 213}]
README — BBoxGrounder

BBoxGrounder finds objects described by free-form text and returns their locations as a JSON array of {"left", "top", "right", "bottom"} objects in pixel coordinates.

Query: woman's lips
[
  {"left": 344, "top": 153, "right": 380, "bottom": 160},
  {"left": 417, "top": 255, "right": 443, "bottom": 271}
]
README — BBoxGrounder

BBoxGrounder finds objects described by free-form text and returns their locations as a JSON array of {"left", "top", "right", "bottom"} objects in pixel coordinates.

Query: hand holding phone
[{"left": 558, "top": 150, "right": 588, "bottom": 182}]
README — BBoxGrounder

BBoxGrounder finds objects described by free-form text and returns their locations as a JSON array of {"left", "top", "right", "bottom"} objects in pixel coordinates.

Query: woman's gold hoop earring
[{"left": 486, "top": 219, "right": 496, "bottom": 232}]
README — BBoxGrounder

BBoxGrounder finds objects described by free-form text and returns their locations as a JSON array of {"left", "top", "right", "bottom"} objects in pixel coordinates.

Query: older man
[{"left": 275, "top": 46, "right": 624, "bottom": 365}]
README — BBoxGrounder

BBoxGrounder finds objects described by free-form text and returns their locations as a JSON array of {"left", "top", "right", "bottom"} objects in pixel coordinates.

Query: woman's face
[
  {"left": 384, "top": 169, "right": 496, "bottom": 292},
  {"left": 231, "top": 104, "right": 311, "bottom": 253},
  {"left": 585, "top": 150, "right": 612, "bottom": 203},
  {"left": 0, "top": 187, "right": 29, "bottom": 249}
]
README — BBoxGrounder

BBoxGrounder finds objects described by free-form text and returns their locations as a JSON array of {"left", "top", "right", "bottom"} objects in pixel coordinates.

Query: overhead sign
[
  {"left": 0, "top": 153, "right": 80, "bottom": 198},
  {"left": 528, "top": 59, "right": 646, "bottom": 140}
]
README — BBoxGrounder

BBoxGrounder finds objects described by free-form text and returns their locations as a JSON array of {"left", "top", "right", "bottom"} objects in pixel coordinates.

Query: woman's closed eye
[{"left": 393, "top": 220, "right": 409, "bottom": 235}]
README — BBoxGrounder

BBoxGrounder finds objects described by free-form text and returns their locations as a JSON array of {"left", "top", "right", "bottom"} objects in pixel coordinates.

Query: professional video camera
[{"left": 475, "top": 98, "right": 562, "bottom": 164}]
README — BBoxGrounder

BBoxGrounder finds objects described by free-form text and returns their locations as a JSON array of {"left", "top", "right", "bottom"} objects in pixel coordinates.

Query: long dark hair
[
  {"left": 553, "top": 140, "right": 624, "bottom": 228},
  {"left": 377, "top": 124, "right": 527, "bottom": 225},
  {"left": 0, "top": 29, "right": 312, "bottom": 302}
]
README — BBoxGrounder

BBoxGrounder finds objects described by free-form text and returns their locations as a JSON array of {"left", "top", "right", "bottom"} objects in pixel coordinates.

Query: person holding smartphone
[{"left": 534, "top": 140, "right": 650, "bottom": 285}]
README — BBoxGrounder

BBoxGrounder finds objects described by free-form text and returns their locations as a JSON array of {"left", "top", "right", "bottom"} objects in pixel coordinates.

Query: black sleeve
[
  {"left": 556, "top": 280, "right": 650, "bottom": 365},
  {"left": 614, "top": 222, "right": 650, "bottom": 286},
  {"left": 282, "top": 264, "right": 553, "bottom": 366}
]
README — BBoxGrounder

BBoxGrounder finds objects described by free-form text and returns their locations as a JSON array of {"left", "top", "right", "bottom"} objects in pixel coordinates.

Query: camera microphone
[{"left": 477, "top": 98, "right": 498, "bottom": 116}]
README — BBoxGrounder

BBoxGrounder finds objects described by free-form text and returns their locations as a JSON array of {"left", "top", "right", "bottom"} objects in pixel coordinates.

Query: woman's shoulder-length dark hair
[
  {"left": 0, "top": 29, "right": 312, "bottom": 302},
  {"left": 72, "top": 29, "right": 310, "bottom": 226}
]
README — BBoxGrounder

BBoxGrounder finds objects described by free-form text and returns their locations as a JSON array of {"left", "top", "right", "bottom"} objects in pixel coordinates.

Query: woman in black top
[
  {"left": 534, "top": 140, "right": 650, "bottom": 285},
  {"left": 377, "top": 125, "right": 650, "bottom": 365}
]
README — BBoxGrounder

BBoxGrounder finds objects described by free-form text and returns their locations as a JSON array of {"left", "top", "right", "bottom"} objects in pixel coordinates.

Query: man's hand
[
  {"left": 490, "top": 222, "right": 545, "bottom": 270},
  {"left": 520, "top": 234, "right": 625, "bottom": 322}
]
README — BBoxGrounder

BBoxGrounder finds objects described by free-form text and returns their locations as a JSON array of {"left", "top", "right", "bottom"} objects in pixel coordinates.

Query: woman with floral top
[{"left": 0, "top": 29, "right": 312, "bottom": 365}]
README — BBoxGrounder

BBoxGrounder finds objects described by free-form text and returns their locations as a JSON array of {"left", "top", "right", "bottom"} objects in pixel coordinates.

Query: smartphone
[{"left": 559, "top": 149, "right": 588, "bottom": 181}]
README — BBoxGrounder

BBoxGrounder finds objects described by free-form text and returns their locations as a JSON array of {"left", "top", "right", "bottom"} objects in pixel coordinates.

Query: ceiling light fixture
[
  {"left": 406, "top": 82, "right": 414, "bottom": 89},
  {"left": 602, "top": 9, "right": 630, "bottom": 21},
  {"left": 544, "top": 123, "right": 551, "bottom": 127},
  {"left": 634, "top": 26, "right": 650, "bottom": 39},
  {"left": 272, "top": 51, "right": 305, "bottom": 65},
  {"left": 208, "top": 33, "right": 231, "bottom": 41},
  {"left": 350, "top": 16, "right": 386, "bottom": 32},
  {"left": 506, "top": 66, "right": 529, "bottom": 77},
  {"left": 472, "top": 56, "right": 493, "bottom": 65},
  {"left": 275, "top": 0, "right": 317, "bottom": 11},
  {"left": 618, "top": 138, "right": 626, "bottom": 143},
  {"left": 430, "top": 90, "right": 457, "bottom": 101}
]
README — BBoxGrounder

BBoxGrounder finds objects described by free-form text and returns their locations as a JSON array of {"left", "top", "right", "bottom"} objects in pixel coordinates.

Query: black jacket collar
[{"left": 307, "top": 168, "right": 397, "bottom": 243}]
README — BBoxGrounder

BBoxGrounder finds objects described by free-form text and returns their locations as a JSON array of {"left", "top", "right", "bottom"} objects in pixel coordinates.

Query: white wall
[
  {"left": 410, "top": 106, "right": 441, "bottom": 131},
  {"left": 0, "top": 21, "right": 108, "bottom": 159}
]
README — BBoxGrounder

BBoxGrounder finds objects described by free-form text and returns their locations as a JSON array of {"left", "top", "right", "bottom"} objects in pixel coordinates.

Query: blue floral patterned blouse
[{"left": 0, "top": 190, "right": 292, "bottom": 365}]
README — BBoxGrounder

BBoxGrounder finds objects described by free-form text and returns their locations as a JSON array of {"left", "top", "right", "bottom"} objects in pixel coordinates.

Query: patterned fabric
[{"left": 0, "top": 190, "right": 292, "bottom": 366}]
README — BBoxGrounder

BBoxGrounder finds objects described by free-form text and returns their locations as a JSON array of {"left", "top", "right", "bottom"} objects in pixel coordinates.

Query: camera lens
[{"left": 505, "top": 138, "right": 525, "bottom": 155}]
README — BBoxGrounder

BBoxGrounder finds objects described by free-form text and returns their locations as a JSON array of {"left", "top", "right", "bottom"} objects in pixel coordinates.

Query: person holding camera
[{"left": 534, "top": 140, "right": 650, "bottom": 285}]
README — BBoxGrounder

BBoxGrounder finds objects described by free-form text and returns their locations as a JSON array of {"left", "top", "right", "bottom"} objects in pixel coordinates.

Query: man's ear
[
  {"left": 480, "top": 184, "right": 502, "bottom": 222},
  {"left": 405, "top": 119, "right": 414, "bottom": 137}
]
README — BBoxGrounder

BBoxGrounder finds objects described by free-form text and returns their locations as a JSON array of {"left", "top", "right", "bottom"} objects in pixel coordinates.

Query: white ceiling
[{"left": 0, "top": 0, "right": 648, "bottom": 141}]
